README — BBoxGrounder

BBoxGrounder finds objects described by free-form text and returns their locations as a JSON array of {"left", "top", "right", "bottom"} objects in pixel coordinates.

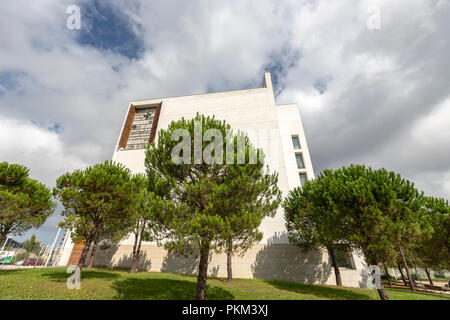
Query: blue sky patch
[
  {"left": 47, "top": 123, "right": 63, "bottom": 133},
  {"left": 313, "top": 80, "right": 328, "bottom": 94},
  {"left": 263, "top": 47, "right": 301, "bottom": 96},
  {"left": 0, "top": 70, "right": 27, "bottom": 96},
  {"left": 76, "top": 0, "right": 144, "bottom": 60},
  {"left": 29, "top": 120, "right": 63, "bottom": 134}
]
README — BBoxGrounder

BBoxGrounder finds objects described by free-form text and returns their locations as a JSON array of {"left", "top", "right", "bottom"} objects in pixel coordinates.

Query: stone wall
[{"left": 89, "top": 242, "right": 365, "bottom": 287}]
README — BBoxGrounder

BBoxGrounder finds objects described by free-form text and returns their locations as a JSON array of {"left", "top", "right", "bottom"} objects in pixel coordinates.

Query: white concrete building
[{"left": 59, "top": 73, "right": 366, "bottom": 287}]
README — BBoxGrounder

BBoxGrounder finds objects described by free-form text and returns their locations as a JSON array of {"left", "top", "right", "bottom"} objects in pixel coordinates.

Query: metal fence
[{"left": 0, "top": 228, "right": 68, "bottom": 270}]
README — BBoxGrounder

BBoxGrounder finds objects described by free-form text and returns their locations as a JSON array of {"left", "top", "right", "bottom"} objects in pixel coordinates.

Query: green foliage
[
  {"left": 0, "top": 162, "right": 55, "bottom": 242},
  {"left": 23, "top": 234, "right": 42, "bottom": 253},
  {"left": 145, "top": 114, "right": 281, "bottom": 298},
  {"left": 413, "top": 197, "right": 450, "bottom": 269},
  {"left": 53, "top": 161, "right": 137, "bottom": 248},
  {"left": 215, "top": 145, "right": 281, "bottom": 257},
  {"left": 145, "top": 114, "right": 281, "bottom": 256},
  {"left": 284, "top": 164, "right": 427, "bottom": 265},
  {"left": 130, "top": 174, "right": 164, "bottom": 243},
  {"left": 283, "top": 164, "right": 429, "bottom": 298},
  {"left": 321, "top": 165, "right": 423, "bottom": 265},
  {"left": 283, "top": 174, "right": 347, "bottom": 251},
  {"left": 283, "top": 175, "right": 353, "bottom": 285},
  {"left": 128, "top": 173, "right": 166, "bottom": 272},
  {"left": 381, "top": 274, "right": 396, "bottom": 281},
  {"left": 11, "top": 251, "right": 30, "bottom": 264}
]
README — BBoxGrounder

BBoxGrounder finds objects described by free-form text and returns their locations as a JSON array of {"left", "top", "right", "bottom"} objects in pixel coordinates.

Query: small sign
[
  {"left": 0, "top": 256, "right": 12, "bottom": 263},
  {"left": 0, "top": 251, "right": 15, "bottom": 263}
]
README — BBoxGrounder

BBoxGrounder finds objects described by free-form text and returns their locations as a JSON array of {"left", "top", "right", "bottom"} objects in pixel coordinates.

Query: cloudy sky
[{"left": 1, "top": 0, "right": 449, "bottom": 244}]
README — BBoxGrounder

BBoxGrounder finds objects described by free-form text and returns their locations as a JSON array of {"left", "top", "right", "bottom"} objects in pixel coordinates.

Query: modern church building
[{"left": 58, "top": 73, "right": 366, "bottom": 287}]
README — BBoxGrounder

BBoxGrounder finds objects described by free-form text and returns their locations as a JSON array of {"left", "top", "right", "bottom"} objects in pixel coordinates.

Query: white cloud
[
  {"left": 0, "top": 117, "right": 88, "bottom": 186},
  {"left": 411, "top": 98, "right": 450, "bottom": 148},
  {"left": 0, "top": 0, "right": 449, "bottom": 241}
]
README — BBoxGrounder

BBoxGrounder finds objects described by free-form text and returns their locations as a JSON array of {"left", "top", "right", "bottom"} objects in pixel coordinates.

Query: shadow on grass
[
  {"left": 42, "top": 269, "right": 120, "bottom": 282},
  {"left": 264, "top": 280, "right": 374, "bottom": 300},
  {"left": 112, "top": 278, "right": 234, "bottom": 300}
]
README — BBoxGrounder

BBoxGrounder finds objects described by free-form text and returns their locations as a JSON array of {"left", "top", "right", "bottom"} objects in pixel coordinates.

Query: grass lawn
[{"left": 0, "top": 267, "right": 449, "bottom": 300}]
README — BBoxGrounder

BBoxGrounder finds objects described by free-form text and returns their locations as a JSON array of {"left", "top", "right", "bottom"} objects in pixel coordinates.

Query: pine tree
[
  {"left": 145, "top": 114, "right": 281, "bottom": 299},
  {"left": 54, "top": 161, "right": 136, "bottom": 269},
  {"left": 0, "top": 162, "right": 55, "bottom": 244}
]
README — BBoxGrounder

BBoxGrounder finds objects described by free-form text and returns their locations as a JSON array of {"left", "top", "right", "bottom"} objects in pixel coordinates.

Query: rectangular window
[
  {"left": 330, "top": 246, "right": 355, "bottom": 269},
  {"left": 126, "top": 106, "right": 156, "bottom": 150},
  {"left": 299, "top": 173, "right": 307, "bottom": 186},
  {"left": 292, "top": 136, "right": 301, "bottom": 149},
  {"left": 295, "top": 153, "right": 305, "bottom": 169}
]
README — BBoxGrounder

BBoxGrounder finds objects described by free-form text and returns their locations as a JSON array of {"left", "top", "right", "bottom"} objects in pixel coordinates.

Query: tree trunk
[
  {"left": 87, "top": 241, "right": 98, "bottom": 268},
  {"left": 424, "top": 267, "right": 433, "bottom": 285},
  {"left": 383, "top": 262, "right": 392, "bottom": 287},
  {"left": 397, "top": 262, "right": 407, "bottom": 285},
  {"left": 398, "top": 244, "right": 415, "bottom": 291},
  {"left": 0, "top": 234, "right": 7, "bottom": 247},
  {"left": 130, "top": 236, "right": 144, "bottom": 274},
  {"left": 376, "top": 281, "right": 390, "bottom": 300},
  {"left": 227, "top": 250, "right": 232, "bottom": 283},
  {"left": 226, "top": 238, "right": 233, "bottom": 283},
  {"left": 365, "top": 255, "right": 390, "bottom": 300},
  {"left": 196, "top": 243, "right": 210, "bottom": 300},
  {"left": 130, "top": 221, "right": 146, "bottom": 274},
  {"left": 0, "top": 226, "right": 12, "bottom": 246},
  {"left": 130, "top": 228, "right": 140, "bottom": 274},
  {"left": 130, "top": 251, "right": 139, "bottom": 274},
  {"left": 372, "top": 262, "right": 389, "bottom": 300},
  {"left": 328, "top": 247, "right": 342, "bottom": 286},
  {"left": 77, "top": 240, "right": 92, "bottom": 270}
]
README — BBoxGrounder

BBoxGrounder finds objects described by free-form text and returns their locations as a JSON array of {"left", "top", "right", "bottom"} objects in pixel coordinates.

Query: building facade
[{"left": 58, "top": 73, "right": 366, "bottom": 287}]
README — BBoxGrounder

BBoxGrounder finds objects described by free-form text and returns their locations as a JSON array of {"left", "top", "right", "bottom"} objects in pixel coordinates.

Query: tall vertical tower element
[{"left": 61, "top": 73, "right": 366, "bottom": 287}]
